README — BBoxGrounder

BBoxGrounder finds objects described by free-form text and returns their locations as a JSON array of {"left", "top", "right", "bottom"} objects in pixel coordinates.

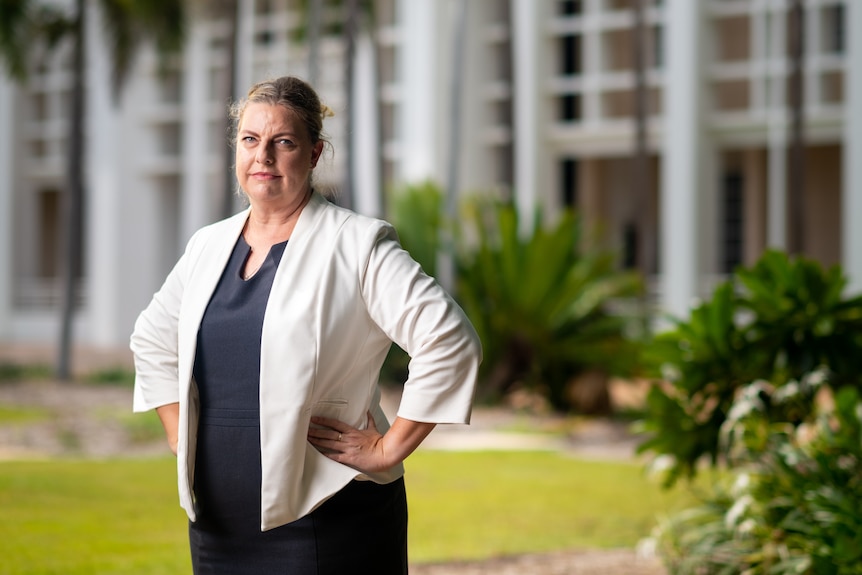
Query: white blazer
[{"left": 131, "top": 192, "right": 481, "bottom": 530}]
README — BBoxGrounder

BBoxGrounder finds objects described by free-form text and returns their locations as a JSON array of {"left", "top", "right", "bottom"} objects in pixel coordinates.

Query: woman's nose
[{"left": 256, "top": 145, "right": 273, "bottom": 165}]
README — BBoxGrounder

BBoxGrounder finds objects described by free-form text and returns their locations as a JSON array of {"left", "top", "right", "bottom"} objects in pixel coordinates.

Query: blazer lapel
[{"left": 177, "top": 208, "right": 250, "bottom": 394}]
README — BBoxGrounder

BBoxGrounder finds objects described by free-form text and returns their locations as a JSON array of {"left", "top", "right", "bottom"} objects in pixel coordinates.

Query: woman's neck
[{"left": 245, "top": 190, "right": 312, "bottom": 245}]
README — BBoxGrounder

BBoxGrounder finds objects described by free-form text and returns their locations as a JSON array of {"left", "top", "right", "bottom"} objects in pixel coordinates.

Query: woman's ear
[{"left": 311, "top": 141, "right": 324, "bottom": 168}]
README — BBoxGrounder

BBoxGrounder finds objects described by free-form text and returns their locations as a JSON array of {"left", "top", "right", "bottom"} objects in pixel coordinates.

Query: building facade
[{"left": 1, "top": 0, "right": 860, "bottom": 349}]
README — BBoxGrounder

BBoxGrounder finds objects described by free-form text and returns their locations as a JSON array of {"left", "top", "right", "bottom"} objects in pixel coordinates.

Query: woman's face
[{"left": 235, "top": 102, "right": 323, "bottom": 208}]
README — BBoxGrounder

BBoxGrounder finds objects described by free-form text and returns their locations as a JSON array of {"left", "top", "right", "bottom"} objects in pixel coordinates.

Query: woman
[{"left": 130, "top": 76, "right": 481, "bottom": 574}]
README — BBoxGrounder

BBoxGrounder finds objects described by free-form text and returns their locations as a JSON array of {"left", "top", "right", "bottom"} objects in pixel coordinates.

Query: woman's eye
[
  {"left": 277, "top": 139, "right": 293, "bottom": 146},
  {"left": 241, "top": 136, "right": 256, "bottom": 143}
]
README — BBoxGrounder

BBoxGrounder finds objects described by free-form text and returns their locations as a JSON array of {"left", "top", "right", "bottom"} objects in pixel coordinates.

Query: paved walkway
[{"left": 0, "top": 343, "right": 646, "bottom": 460}]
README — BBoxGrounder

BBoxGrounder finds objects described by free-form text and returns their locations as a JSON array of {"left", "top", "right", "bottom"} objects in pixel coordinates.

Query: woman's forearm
[
  {"left": 378, "top": 416, "right": 436, "bottom": 468},
  {"left": 155, "top": 402, "right": 180, "bottom": 456}
]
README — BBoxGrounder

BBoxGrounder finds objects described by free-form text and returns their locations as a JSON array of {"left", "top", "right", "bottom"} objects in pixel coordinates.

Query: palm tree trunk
[
  {"left": 788, "top": 0, "right": 805, "bottom": 254},
  {"left": 221, "top": 0, "right": 239, "bottom": 219},
  {"left": 307, "top": 0, "right": 322, "bottom": 86},
  {"left": 58, "top": 0, "right": 86, "bottom": 380},
  {"left": 438, "top": 0, "right": 467, "bottom": 292},
  {"left": 632, "top": 0, "right": 653, "bottom": 275},
  {"left": 340, "top": 0, "right": 359, "bottom": 210}
]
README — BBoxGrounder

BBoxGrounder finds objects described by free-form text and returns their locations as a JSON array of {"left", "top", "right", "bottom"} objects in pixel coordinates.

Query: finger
[{"left": 310, "top": 416, "right": 346, "bottom": 430}]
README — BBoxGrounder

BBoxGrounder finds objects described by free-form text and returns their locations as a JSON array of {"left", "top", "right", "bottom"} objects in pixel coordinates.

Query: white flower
[
  {"left": 731, "top": 472, "right": 750, "bottom": 496},
  {"left": 737, "top": 518, "right": 757, "bottom": 535},
  {"left": 773, "top": 381, "right": 799, "bottom": 403},
  {"left": 725, "top": 494, "right": 753, "bottom": 528}
]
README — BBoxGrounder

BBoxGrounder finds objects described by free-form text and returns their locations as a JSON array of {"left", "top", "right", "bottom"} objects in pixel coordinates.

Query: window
[
  {"left": 622, "top": 223, "right": 637, "bottom": 270},
  {"left": 159, "top": 70, "right": 182, "bottom": 104},
  {"left": 560, "top": 34, "right": 581, "bottom": 76},
  {"left": 559, "top": 94, "right": 581, "bottom": 121},
  {"left": 37, "top": 189, "right": 61, "bottom": 278},
  {"left": 652, "top": 25, "right": 663, "bottom": 69},
  {"left": 722, "top": 172, "right": 743, "bottom": 274},
  {"left": 559, "top": 158, "right": 578, "bottom": 207},
  {"left": 825, "top": 4, "right": 845, "bottom": 54},
  {"left": 159, "top": 124, "right": 182, "bottom": 156},
  {"left": 559, "top": 0, "right": 582, "bottom": 16}
]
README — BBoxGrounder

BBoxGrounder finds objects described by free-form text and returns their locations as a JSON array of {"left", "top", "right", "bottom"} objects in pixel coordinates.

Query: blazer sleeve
[
  {"left": 130, "top": 233, "right": 196, "bottom": 412},
  {"left": 359, "top": 222, "right": 482, "bottom": 424}
]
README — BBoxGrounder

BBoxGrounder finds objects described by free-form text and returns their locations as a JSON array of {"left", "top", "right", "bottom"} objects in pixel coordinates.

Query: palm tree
[
  {"left": 195, "top": 0, "right": 241, "bottom": 219},
  {"left": 297, "top": 0, "right": 377, "bottom": 210},
  {"left": 0, "top": 0, "right": 185, "bottom": 380}
]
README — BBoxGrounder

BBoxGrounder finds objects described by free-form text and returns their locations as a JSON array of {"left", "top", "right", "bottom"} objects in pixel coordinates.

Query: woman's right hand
[{"left": 156, "top": 403, "right": 180, "bottom": 456}]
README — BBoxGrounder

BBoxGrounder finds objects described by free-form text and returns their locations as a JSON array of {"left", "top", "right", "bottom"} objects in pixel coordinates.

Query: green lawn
[{"left": 0, "top": 451, "right": 694, "bottom": 574}]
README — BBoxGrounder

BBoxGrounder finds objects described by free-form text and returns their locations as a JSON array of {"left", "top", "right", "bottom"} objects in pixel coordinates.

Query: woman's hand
[
  {"left": 156, "top": 402, "right": 180, "bottom": 456},
  {"left": 307, "top": 413, "right": 435, "bottom": 474}
]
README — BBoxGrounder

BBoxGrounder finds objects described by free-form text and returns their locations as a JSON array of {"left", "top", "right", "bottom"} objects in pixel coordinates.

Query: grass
[
  {"left": 0, "top": 458, "right": 190, "bottom": 575},
  {"left": 0, "top": 450, "right": 697, "bottom": 574},
  {"left": 406, "top": 450, "right": 695, "bottom": 562},
  {"left": 0, "top": 405, "right": 51, "bottom": 425}
]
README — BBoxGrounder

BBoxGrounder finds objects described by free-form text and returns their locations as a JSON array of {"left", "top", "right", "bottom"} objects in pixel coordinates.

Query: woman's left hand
[
  {"left": 307, "top": 412, "right": 436, "bottom": 475},
  {"left": 307, "top": 412, "right": 390, "bottom": 473}
]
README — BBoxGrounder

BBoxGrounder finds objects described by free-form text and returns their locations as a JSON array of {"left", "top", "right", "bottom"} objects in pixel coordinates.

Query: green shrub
[
  {"left": 387, "top": 181, "right": 443, "bottom": 277},
  {"left": 382, "top": 182, "right": 446, "bottom": 386},
  {"left": 648, "top": 376, "right": 862, "bottom": 574},
  {"left": 84, "top": 367, "right": 136, "bottom": 386},
  {"left": 455, "top": 198, "right": 643, "bottom": 413},
  {"left": 638, "top": 250, "right": 862, "bottom": 485},
  {"left": 386, "top": 185, "right": 644, "bottom": 412},
  {"left": 0, "top": 362, "right": 53, "bottom": 382}
]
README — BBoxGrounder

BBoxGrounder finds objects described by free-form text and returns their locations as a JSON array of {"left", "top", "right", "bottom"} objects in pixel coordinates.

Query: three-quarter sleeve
[
  {"left": 130, "top": 237, "right": 193, "bottom": 412},
  {"left": 359, "top": 223, "right": 482, "bottom": 424}
]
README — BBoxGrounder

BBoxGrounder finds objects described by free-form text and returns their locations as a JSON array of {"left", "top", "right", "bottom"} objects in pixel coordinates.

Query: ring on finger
[{"left": 338, "top": 433, "right": 342, "bottom": 442}]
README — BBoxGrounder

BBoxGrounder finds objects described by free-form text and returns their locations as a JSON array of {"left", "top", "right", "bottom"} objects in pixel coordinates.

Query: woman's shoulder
[
  {"left": 313, "top": 192, "right": 393, "bottom": 237},
  {"left": 184, "top": 209, "right": 248, "bottom": 252}
]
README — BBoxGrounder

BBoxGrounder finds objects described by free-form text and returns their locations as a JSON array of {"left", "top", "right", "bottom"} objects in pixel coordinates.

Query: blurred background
[
  {"left": 4, "top": 4, "right": 862, "bottom": 572},
  {"left": 0, "top": 0, "right": 859, "bottom": 381}
]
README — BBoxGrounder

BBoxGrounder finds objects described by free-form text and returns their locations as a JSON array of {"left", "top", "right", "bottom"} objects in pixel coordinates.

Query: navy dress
[{"left": 189, "top": 235, "right": 408, "bottom": 575}]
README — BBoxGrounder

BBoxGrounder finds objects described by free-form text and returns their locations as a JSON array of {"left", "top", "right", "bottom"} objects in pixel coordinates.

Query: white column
[
  {"left": 511, "top": 0, "right": 542, "bottom": 236},
  {"left": 750, "top": 2, "right": 768, "bottom": 114},
  {"left": 0, "top": 79, "right": 14, "bottom": 338},
  {"left": 660, "top": 0, "right": 704, "bottom": 319},
  {"left": 235, "top": 0, "right": 255, "bottom": 92},
  {"left": 398, "top": 0, "right": 439, "bottom": 183},
  {"left": 353, "top": 33, "right": 381, "bottom": 217},
  {"left": 85, "top": 4, "right": 123, "bottom": 346},
  {"left": 767, "top": 4, "right": 787, "bottom": 249},
  {"left": 582, "top": 0, "right": 603, "bottom": 124},
  {"left": 181, "top": 20, "right": 213, "bottom": 242},
  {"left": 805, "top": 1, "right": 820, "bottom": 112},
  {"left": 843, "top": 1, "right": 862, "bottom": 294}
]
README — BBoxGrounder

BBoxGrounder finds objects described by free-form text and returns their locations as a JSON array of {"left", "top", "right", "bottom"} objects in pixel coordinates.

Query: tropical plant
[
  {"left": 387, "top": 181, "right": 443, "bottom": 278},
  {"left": 455, "top": 198, "right": 643, "bottom": 413},
  {"left": 638, "top": 250, "right": 862, "bottom": 485},
  {"left": 737, "top": 249, "right": 862, "bottom": 389},
  {"left": 0, "top": 0, "right": 185, "bottom": 379},
  {"left": 378, "top": 182, "right": 444, "bottom": 384},
  {"left": 648, "top": 376, "right": 862, "bottom": 575}
]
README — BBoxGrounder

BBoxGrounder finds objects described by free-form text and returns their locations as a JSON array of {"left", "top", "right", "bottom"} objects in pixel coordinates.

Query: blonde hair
[{"left": 230, "top": 76, "right": 333, "bottom": 147}]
